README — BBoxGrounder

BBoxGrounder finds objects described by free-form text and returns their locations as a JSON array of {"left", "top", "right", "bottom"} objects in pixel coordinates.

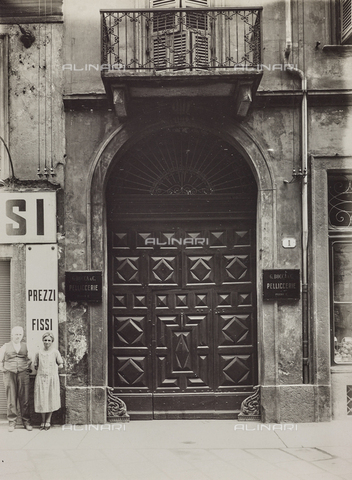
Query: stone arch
[{"left": 87, "top": 115, "right": 276, "bottom": 401}]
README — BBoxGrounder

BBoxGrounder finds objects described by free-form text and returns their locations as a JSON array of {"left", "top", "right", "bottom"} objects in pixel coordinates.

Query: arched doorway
[{"left": 105, "top": 126, "right": 258, "bottom": 419}]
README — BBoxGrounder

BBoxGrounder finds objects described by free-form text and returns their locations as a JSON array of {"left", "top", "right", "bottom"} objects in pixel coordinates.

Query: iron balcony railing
[{"left": 101, "top": 8, "right": 262, "bottom": 72}]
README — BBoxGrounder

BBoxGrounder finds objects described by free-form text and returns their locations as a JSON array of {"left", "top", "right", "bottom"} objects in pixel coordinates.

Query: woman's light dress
[{"left": 34, "top": 348, "right": 63, "bottom": 413}]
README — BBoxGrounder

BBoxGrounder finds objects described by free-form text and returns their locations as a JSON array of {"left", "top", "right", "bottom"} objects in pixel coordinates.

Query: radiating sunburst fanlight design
[{"left": 108, "top": 127, "right": 256, "bottom": 196}]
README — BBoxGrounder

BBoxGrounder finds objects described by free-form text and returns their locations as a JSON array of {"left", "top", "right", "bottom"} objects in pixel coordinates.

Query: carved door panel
[
  {"left": 108, "top": 218, "right": 257, "bottom": 419},
  {"left": 152, "top": 289, "right": 214, "bottom": 417}
]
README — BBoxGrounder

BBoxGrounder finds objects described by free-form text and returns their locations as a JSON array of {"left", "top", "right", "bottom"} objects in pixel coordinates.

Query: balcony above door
[{"left": 100, "top": 8, "right": 263, "bottom": 120}]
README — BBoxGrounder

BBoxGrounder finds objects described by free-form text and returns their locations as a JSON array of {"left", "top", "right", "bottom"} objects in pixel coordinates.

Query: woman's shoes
[
  {"left": 39, "top": 423, "right": 45, "bottom": 430},
  {"left": 44, "top": 423, "right": 51, "bottom": 431}
]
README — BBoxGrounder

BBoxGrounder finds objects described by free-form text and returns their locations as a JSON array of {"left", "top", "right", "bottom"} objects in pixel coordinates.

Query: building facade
[{"left": 1, "top": 0, "right": 352, "bottom": 423}]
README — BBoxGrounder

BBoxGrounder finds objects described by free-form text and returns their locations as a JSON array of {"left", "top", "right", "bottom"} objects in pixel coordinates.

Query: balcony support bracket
[
  {"left": 112, "top": 85, "right": 129, "bottom": 121},
  {"left": 235, "top": 83, "right": 253, "bottom": 118}
]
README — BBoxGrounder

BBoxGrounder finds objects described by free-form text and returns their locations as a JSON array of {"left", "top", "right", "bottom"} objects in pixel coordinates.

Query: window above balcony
[
  {"left": 100, "top": 7, "right": 263, "bottom": 120},
  {"left": 341, "top": 0, "right": 352, "bottom": 44}
]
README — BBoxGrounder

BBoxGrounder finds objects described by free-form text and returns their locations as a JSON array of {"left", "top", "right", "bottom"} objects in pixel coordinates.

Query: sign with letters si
[
  {"left": 65, "top": 271, "right": 102, "bottom": 303},
  {"left": 263, "top": 269, "right": 300, "bottom": 299},
  {"left": 0, "top": 192, "right": 56, "bottom": 244}
]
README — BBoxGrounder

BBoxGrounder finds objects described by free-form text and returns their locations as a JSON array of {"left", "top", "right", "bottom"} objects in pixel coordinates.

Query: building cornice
[{"left": 63, "top": 89, "right": 352, "bottom": 111}]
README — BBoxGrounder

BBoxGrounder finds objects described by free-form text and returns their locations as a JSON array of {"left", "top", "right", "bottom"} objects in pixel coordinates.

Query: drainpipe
[
  {"left": 285, "top": 0, "right": 292, "bottom": 60},
  {"left": 286, "top": 66, "right": 309, "bottom": 384}
]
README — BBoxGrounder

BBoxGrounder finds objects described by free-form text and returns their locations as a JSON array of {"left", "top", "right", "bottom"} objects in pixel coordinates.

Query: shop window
[
  {"left": 329, "top": 174, "right": 352, "bottom": 364},
  {"left": 331, "top": 242, "right": 352, "bottom": 363}
]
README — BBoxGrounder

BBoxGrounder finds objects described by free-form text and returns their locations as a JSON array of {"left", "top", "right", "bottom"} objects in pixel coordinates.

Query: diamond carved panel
[
  {"left": 175, "top": 332, "right": 191, "bottom": 369},
  {"left": 219, "top": 314, "right": 250, "bottom": 345},
  {"left": 151, "top": 256, "right": 177, "bottom": 284},
  {"left": 224, "top": 255, "right": 249, "bottom": 282},
  {"left": 114, "top": 316, "right": 146, "bottom": 347},
  {"left": 116, "top": 357, "right": 147, "bottom": 387},
  {"left": 187, "top": 256, "right": 214, "bottom": 284},
  {"left": 219, "top": 355, "right": 251, "bottom": 386},
  {"left": 114, "top": 256, "right": 141, "bottom": 284}
]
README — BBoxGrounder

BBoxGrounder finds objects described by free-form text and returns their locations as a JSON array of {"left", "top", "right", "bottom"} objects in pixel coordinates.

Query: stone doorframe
[{"left": 85, "top": 115, "right": 276, "bottom": 424}]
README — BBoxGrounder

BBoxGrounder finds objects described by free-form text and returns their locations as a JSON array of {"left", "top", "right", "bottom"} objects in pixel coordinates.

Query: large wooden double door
[{"left": 108, "top": 216, "right": 257, "bottom": 419}]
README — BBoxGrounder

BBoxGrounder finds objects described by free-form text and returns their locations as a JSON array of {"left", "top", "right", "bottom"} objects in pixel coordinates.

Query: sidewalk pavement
[{"left": 1, "top": 419, "right": 352, "bottom": 480}]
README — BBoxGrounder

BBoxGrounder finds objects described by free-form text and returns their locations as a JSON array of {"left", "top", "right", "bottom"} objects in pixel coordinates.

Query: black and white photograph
[{"left": 0, "top": 0, "right": 352, "bottom": 478}]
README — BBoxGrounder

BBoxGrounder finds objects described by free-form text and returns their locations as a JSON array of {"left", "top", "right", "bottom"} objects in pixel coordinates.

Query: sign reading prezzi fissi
[{"left": 26, "top": 244, "right": 58, "bottom": 358}]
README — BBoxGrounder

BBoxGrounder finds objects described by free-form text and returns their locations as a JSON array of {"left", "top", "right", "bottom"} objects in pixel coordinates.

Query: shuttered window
[
  {"left": 0, "top": 0, "right": 63, "bottom": 22},
  {"left": 151, "top": 0, "right": 210, "bottom": 70},
  {"left": 341, "top": 0, "right": 352, "bottom": 44},
  {"left": 150, "top": 0, "right": 208, "bottom": 8},
  {"left": 152, "top": 0, "right": 180, "bottom": 6},
  {"left": 0, "top": 260, "right": 11, "bottom": 415},
  {"left": 184, "top": 0, "right": 208, "bottom": 6}
]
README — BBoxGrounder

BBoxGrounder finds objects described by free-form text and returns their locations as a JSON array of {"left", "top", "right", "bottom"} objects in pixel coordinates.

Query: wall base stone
[
  {"left": 65, "top": 386, "right": 107, "bottom": 424},
  {"left": 65, "top": 387, "right": 89, "bottom": 425},
  {"left": 261, "top": 385, "right": 331, "bottom": 423},
  {"left": 90, "top": 387, "right": 106, "bottom": 424}
]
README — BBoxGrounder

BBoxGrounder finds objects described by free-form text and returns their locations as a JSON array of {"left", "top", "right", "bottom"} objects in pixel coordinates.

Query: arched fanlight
[{"left": 108, "top": 127, "right": 256, "bottom": 196}]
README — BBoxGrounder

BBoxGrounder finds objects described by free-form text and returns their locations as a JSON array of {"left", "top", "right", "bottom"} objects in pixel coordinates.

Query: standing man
[{"left": 0, "top": 326, "right": 33, "bottom": 432}]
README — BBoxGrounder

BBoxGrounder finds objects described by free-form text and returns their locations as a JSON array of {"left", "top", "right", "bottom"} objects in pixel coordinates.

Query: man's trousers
[{"left": 3, "top": 370, "right": 30, "bottom": 425}]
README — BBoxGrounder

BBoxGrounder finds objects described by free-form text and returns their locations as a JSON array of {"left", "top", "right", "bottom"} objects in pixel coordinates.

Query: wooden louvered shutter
[
  {"left": 154, "top": 32, "right": 188, "bottom": 70},
  {"left": 0, "top": 0, "right": 63, "bottom": 18},
  {"left": 184, "top": 0, "right": 208, "bottom": 6},
  {"left": 0, "top": 260, "right": 11, "bottom": 415},
  {"left": 185, "top": 0, "right": 210, "bottom": 69},
  {"left": 341, "top": 0, "right": 352, "bottom": 44},
  {"left": 172, "top": 32, "right": 188, "bottom": 69},
  {"left": 151, "top": 0, "right": 209, "bottom": 70},
  {"left": 151, "top": 0, "right": 187, "bottom": 70},
  {"left": 152, "top": 0, "right": 180, "bottom": 6}
]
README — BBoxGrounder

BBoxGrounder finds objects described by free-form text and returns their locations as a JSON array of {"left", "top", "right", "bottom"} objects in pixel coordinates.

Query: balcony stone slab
[{"left": 102, "top": 70, "right": 263, "bottom": 120}]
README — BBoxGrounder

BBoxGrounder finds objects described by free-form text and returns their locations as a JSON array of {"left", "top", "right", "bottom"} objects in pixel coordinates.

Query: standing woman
[{"left": 34, "top": 333, "right": 63, "bottom": 430}]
